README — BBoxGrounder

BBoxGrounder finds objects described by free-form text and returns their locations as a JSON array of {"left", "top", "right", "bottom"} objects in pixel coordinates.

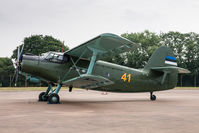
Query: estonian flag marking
[{"left": 165, "top": 56, "right": 177, "bottom": 66}]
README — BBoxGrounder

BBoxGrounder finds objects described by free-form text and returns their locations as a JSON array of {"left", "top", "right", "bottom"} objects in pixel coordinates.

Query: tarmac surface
[{"left": 0, "top": 89, "right": 199, "bottom": 133}]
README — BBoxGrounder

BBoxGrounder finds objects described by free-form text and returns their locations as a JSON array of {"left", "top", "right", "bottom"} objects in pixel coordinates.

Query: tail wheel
[
  {"left": 150, "top": 95, "right": 156, "bottom": 101},
  {"left": 38, "top": 92, "right": 48, "bottom": 101},
  {"left": 150, "top": 92, "right": 156, "bottom": 101},
  {"left": 48, "top": 93, "right": 60, "bottom": 104}
]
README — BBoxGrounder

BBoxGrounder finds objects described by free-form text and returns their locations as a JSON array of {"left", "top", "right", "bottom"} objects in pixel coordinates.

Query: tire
[
  {"left": 48, "top": 93, "right": 60, "bottom": 104},
  {"left": 38, "top": 92, "right": 48, "bottom": 101},
  {"left": 150, "top": 95, "right": 156, "bottom": 101}
]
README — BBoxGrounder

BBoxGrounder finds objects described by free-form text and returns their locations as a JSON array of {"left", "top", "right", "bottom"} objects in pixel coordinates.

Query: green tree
[
  {"left": 121, "top": 30, "right": 160, "bottom": 68},
  {"left": 12, "top": 35, "right": 69, "bottom": 58},
  {"left": 0, "top": 58, "right": 15, "bottom": 87},
  {"left": 11, "top": 35, "right": 69, "bottom": 87},
  {"left": 160, "top": 32, "right": 199, "bottom": 86}
]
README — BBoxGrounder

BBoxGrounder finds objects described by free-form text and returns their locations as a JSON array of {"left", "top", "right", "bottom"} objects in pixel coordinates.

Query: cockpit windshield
[
  {"left": 41, "top": 52, "right": 67, "bottom": 63},
  {"left": 41, "top": 52, "right": 50, "bottom": 59}
]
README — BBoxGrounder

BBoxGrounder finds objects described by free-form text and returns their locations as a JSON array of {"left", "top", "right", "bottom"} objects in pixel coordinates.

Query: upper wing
[{"left": 64, "top": 33, "right": 139, "bottom": 60}]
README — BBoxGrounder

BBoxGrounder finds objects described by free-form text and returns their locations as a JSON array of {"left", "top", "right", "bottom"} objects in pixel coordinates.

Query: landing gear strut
[
  {"left": 38, "top": 84, "right": 52, "bottom": 102},
  {"left": 150, "top": 92, "right": 156, "bottom": 101},
  {"left": 69, "top": 85, "right": 73, "bottom": 92}
]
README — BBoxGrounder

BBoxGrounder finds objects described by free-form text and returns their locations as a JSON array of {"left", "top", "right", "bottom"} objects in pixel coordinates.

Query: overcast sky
[{"left": 1, "top": 0, "right": 199, "bottom": 57}]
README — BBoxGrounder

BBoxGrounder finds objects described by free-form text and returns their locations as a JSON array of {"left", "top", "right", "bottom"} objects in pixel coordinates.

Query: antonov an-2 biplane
[{"left": 14, "top": 33, "right": 190, "bottom": 104}]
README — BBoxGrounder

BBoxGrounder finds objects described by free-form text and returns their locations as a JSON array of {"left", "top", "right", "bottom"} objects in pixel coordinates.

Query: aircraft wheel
[
  {"left": 48, "top": 93, "right": 60, "bottom": 104},
  {"left": 150, "top": 94, "right": 156, "bottom": 101},
  {"left": 38, "top": 92, "right": 48, "bottom": 101}
]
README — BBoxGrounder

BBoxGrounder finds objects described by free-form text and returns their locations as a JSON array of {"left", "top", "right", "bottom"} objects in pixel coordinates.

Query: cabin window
[{"left": 42, "top": 52, "right": 68, "bottom": 63}]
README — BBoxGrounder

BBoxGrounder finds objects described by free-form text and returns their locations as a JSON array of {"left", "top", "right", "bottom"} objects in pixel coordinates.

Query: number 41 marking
[{"left": 121, "top": 73, "right": 131, "bottom": 82}]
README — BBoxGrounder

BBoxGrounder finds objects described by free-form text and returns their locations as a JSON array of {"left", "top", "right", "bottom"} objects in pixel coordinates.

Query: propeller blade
[
  {"left": 17, "top": 46, "right": 20, "bottom": 62},
  {"left": 20, "top": 45, "right": 24, "bottom": 60},
  {"left": 13, "top": 45, "right": 25, "bottom": 86},
  {"left": 21, "top": 44, "right": 24, "bottom": 54},
  {"left": 11, "top": 69, "right": 17, "bottom": 84},
  {"left": 15, "top": 69, "right": 19, "bottom": 87}
]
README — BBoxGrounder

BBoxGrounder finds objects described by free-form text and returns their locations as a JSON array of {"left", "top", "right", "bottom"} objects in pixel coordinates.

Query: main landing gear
[
  {"left": 150, "top": 92, "right": 156, "bottom": 101},
  {"left": 38, "top": 84, "right": 61, "bottom": 104}
]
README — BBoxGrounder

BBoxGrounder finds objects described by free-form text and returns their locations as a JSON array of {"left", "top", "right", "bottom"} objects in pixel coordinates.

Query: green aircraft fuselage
[
  {"left": 15, "top": 33, "right": 190, "bottom": 104},
  {"left": 21, "top": 46, "right": 178, "bottom": 93}
]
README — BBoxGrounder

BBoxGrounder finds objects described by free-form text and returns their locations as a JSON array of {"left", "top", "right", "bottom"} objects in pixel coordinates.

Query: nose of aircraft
[
  {"left": 20, "top": 54, "right": 40, "bottom": 74},
  {"left": 22, "top": 54, "right": 39, "bottom": 61}
]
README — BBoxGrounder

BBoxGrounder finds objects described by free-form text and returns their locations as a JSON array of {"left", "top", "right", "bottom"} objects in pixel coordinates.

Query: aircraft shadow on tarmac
[
  {"left": 58, "top": 98, "right": 173, "bottom": 105},
  {"left": 52, "top": 99, "right": 174, "bottom": 109},
  {"left": 21, "top": 98, "right": 174, "bottom": 110}
]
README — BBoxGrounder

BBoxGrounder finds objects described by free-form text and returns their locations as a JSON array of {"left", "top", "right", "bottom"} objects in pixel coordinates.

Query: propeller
[{"left": 12, "top": 45, "right": 24, "bottom": 86}]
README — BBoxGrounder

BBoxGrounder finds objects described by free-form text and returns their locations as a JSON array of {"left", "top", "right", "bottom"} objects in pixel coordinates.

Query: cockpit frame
[{"left": 42, "top": 52, "right": 69, "bottom": 63}]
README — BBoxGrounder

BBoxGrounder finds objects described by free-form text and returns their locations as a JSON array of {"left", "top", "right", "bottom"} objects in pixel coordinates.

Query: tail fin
[
  {"left": 144, "top": 46, "right": 190, "bottom": 73},
  {"left": 144, "top": 46, "right": 177, "bottom": 69},
  {"left": 144, "top": 46, "right": 189, "bottom": 87}
]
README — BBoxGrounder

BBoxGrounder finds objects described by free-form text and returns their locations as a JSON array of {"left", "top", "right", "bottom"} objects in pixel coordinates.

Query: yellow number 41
[{"left": 121, "top": 73, "right": 131, "bottom": 82}]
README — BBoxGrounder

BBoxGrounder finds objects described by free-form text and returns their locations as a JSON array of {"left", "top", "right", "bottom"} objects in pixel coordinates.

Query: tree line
[{"left": 0, "top": 31, "right": 199, "bottom": 87}]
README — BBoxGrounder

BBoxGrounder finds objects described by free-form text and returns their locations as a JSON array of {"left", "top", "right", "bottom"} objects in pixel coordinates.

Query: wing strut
[
  {"left": 86, "top": 47, "right": 104, "bottom": 75},
  {"left": 87, "top": 50, "right": 97, "bottom": 74}
]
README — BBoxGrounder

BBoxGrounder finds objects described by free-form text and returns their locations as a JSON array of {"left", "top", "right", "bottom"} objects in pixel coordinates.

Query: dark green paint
[
  {"left": 21, "top": 46, "right": 185, "bottom": 93},
  {"left": 20, "top": 33, "right": 189, "bottom": 96}
]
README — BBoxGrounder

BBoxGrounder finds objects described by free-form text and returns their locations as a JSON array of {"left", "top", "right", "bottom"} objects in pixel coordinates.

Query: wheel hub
[{"left": 52, "top": 97, "right": 58, "bottom": 102}]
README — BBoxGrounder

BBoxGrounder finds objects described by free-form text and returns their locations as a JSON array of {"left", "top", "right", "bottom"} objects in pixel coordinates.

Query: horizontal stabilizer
[
  {"left": 62, "top": 74, "right": 114, "bottom": 89},
  {"left": 151, "top": 66, "right": 190, "bottom": 73}
]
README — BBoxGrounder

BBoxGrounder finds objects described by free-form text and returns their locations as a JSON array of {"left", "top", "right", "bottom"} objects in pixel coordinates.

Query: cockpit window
[
  {"left": 41, "top": 52, "right": 50, "bottom": 59},
  {"left": 42, "top": 52, "right": 67, "bottom": 63},
  {"left": 57, "top": 55, "right": 63, "bottom": 60},
  {"left": 46, "top": 53, "right": 54, "bottom": 60}
]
